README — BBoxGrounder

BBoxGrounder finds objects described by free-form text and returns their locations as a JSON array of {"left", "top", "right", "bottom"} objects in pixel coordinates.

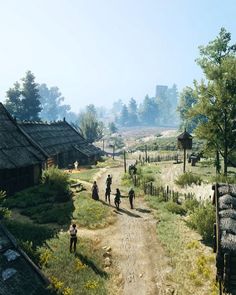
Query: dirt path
[{"left": 80, "top": 164, "right": 171, "bottom": 295}]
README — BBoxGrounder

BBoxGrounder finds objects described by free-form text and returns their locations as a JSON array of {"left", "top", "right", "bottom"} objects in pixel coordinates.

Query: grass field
[{"left": 146, "top": 195, "right": 218, "bottom": 295}]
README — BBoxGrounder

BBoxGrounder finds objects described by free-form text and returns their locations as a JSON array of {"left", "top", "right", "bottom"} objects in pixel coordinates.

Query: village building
[
  {"left": 0, "top": 223, "right": 52, "bottom": 295},
  {"left": 19, "top": 118, "right": 101, "bottom": 168},
  {"left": 0, "top": 103, "right": 47, "bottom": 195}
]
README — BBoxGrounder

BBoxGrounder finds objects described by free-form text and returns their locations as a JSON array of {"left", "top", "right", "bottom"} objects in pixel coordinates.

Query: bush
[
  {"left": 165, "top": 202, "right": 186, "bottom": 215},
  {"left": 211, "top": 174, "right": 236, "bottom": 184},
  {"left": 0, "top": 190, "right": 11, "bottom": 219},
  {"left": 183, "top": 198, "right": 200, "bottom": 213},
  {"left": 42, "top": 166, "right": 70, "bottom": 201},
  {"left": 175, "top": 172, "right": 202, "bottom": 187},
  {"left": 187, "top": 202, "right": 215, "bottom": 242}
]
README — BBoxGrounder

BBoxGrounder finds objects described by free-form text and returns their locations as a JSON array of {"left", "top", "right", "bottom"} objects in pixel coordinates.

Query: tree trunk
[
  {"left": 216, "top": 150, "right": 220, "bottom": 174},
  {"left": 223, "top": 111, "right": 228, "bottom": 176}
]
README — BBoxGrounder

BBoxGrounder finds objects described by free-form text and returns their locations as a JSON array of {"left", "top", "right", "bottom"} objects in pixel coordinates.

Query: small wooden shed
[{"left": 177, "top": 130, "right": 193, "bottom": 150}]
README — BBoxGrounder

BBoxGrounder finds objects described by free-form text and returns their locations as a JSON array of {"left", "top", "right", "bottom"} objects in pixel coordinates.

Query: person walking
[
  {"left": 74, "top": 160, "right": 78, "bottom": 170},
  {"left": 114, "top": 188, "right": 121, "bottom": 210},
  {"left": 69, "top": 223, "right": 78, "bottom": 253},
  {"left": 106, "top": 174, "right": 112, "bottom": 189},
  {"left": 128, "top": 188, "right": 135, "bottom": 209},
  {"left": 92, "top": 181, "right": 99, "bottom": 200},
  {"left": 105, "top": 186, "right": 111, "bottom": 204}
]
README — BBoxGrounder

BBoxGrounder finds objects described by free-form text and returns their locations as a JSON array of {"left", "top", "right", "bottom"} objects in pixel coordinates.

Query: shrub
[
  {"left": 175, "top": 172, "right": 202, "bottom": 187},
  {"left": 187, "top": 202, "right": 215, "bottom": 242},
  {"left": 165, "top": 202, "right": 186, "bottom": 215},
  {"left": 121, "top": 173, "right": 132, "bottom": 186},
  {"left": 0, "top": 190, "right": 11, "bottom": 219},
  {"left": 211, "top": 174, "right": 236, "bottom": 184},
  {"left": 42, "top": 166, "right": 70, "bottom": 202},
  {"left": 183, "top": 198, "right": 200, "bottom": 213}
]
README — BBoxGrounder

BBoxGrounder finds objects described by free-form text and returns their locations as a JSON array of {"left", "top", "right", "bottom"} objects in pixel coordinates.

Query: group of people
[
  {"left": 91, "top": 174, "right": 135, "bottom": 211},
  {"left": 69, "top": 174, "right": 136, "bottom": 253}
]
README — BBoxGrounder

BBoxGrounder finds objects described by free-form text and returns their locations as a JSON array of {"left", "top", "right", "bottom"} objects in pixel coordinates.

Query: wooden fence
[{"left": 131, "top": 174, "right": 194, "bottom": 202}]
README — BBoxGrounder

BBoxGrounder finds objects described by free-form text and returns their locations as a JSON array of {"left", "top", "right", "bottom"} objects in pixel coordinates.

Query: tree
[
  {"left": 108, "top": 122, "right": 118, "bottom": 134},
  {"left": 189, "top": 28, "right": 236, "bottom": 175},
  {"left": 39, "top": 84, "right": 71, "bottom": 121},
  {"left": 177, "top": 86, "right": 204, "bottom": 132},
  {"left": 79, "top": 109, "right": 104, "bottom": 143},
  {"left": 119, "top": 104, "right": 129, "bottom": 126},
  {"left": 139, "top": 95, "right": 158, "bottom": 125},
  {"left": 21, "top": 71, "right": 41, "bottom": 120},
  {"left": 4, "top": 82, "right": 24, "bottom": 119},
  {"left": 128, "top": 98, "right": 138, "bottom": 125}
]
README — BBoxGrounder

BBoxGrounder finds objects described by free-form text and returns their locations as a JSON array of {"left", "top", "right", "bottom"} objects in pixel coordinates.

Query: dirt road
[{"left": 80, "top": 164, "right": 170, "bottom": 295}]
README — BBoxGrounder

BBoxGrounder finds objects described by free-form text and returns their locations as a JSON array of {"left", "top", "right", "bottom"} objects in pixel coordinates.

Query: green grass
[
  {"left": 38, "top": 234, "right": 107, "bottom": 295},
  {"left": 145, "top": 195, "right": 218, "bottom": 295},
  {"left": 70, "top": 168, "right": 100, "bottom": 183},
  {"left": 73, "top": 192, "right": 112, "bottom": 229},
  {"left": 4, "top": 184, "right": 74, "bottom": 226},
  {"left": 175, "top": 172, "right": 202, "bottom": 187},
  {"left": 96, "top": 157, "right": 121, "bottom": 168}
]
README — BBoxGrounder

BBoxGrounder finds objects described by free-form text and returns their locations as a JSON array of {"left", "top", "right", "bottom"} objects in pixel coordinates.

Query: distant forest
[{"left": 3, "top": 71, "right": 179, "bottom": 128}]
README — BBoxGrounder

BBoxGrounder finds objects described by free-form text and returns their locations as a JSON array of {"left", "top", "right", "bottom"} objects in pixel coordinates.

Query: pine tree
[
  {"left": 5, "top": 82, "right": 24, "bottom": 119},
  {"left": 21, "top": 71, "right": 41, "bottom": 120}
]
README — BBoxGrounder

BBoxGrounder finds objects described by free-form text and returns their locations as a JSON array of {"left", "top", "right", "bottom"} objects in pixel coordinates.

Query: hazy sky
[{"left": 0, "top": 0, "right": 236, "bottom": 112}]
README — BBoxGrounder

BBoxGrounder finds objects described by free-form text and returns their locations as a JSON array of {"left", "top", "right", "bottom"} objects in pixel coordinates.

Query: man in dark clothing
[
  {"left": 128, "top": 188, "right": 135, "bottom": 209},
  {"left": 106, "top": 175, "right": 112, "bottom": 189},
  {"left": 105, "top": 186, "right": 111, "bottom": 204},
  {"left": 69, "top": 223, "right": 78, "bottom": 253}
]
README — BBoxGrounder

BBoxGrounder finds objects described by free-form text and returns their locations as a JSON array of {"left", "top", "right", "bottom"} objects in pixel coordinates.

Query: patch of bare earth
[{"left": 79, "top": 165, "right": 171, "bottom": 295}]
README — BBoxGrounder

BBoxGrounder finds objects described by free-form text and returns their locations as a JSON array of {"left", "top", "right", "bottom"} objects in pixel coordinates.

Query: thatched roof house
[
  {"left": 0, "top": 103, "right": 47, "bottom": 195},
  {"left": 19, "top": 119, "right": 101, "bottom": 168},
  {"left": 0, "top": 222, "right": 52, "bottom": 295}
]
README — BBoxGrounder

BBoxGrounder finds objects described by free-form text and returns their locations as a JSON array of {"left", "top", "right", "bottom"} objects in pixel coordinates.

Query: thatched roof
[
  {"left": 0, "top": 223, "right": 51, "bottom": 295},
  {"left": 19, "top": 119, "right": 101, "bottom": 157},
  {"left": 216, "top": 184, "right": 236, "bottom": 251},
  {"left": 0, "top": 103, "right": 47, "bottom": 169}
]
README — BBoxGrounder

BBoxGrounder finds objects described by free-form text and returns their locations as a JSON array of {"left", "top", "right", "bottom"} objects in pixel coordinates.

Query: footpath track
[{"left": 80, "top": 164, "right": 170, "bottom": 295}]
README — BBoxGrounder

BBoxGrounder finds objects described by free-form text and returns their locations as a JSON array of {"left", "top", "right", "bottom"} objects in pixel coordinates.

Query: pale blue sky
[{"left": 0, "top": 0, "right": 236, "bottom": 112}]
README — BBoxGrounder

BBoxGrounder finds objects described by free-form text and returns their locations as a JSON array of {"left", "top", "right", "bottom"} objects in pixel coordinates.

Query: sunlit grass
[
  {"left": 73, "top": 192, "right": 114, "bottom": 229},
  {"left": 38, "top": 234, "right": 107, "bottom": 295}
]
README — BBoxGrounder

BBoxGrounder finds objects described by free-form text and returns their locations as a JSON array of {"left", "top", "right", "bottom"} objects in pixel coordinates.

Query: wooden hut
[
  {"left": 213, "top": 183, "right": 236, "bottom": 295},
  {"left": 19, "top": 119, "right": 101, "bottom": 168},
  {"left": 0, "top": 103, "right": 47, "bottom": 195}
]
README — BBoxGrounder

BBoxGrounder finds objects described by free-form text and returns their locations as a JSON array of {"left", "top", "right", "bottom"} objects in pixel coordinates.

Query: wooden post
[
  {"left": 112, "top": 145, "right": 115, "bottom": 160},
  {"left": 145, "top": 145, "right": 148, "bottom": 163},
  {"left": 183, "top": 148, "right": 186, "bottom": 173},
  {"left": 123, "top": 150, "right": 127, "bottom": 173}
]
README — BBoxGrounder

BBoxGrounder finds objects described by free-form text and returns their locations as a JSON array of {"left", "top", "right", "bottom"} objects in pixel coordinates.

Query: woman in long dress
[{"left": 92, "top": 181, "right": 99, "bottom": 200}]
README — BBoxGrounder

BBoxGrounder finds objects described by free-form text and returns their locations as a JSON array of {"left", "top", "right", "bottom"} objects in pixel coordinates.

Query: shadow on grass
[
  {"left": 75, "top": 252, "right": 108, "bottom": 278},
  {"left": 136, "top": 208, "right": 151, "bottom": 213},
  {"left": 3, "top": 220, "right": 56, "bottom": 248}
]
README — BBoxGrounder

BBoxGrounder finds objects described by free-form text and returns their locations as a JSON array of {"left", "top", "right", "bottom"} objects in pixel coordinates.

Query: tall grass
[
  {"left": 73, "top": 192, "right": 113, "bottom": 229},
  {"left": 175, "top": 172, "right": 202, "bottom": 187},
  {"left": 38, "top": 234, "right": 107, "bottom": 295}
]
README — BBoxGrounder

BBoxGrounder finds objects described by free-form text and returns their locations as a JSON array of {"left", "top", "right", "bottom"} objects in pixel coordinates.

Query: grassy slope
[{"left": 3, "top": 161, "right": 116, "bottom": 295}]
